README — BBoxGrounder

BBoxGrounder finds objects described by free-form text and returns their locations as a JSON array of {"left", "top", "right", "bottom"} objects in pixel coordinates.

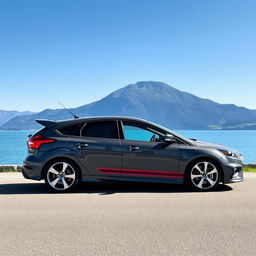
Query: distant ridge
[
  {"left": 1, "top": 81, "right": 256, "bottom": 130},
  {"left": 0, "top": 110, "right": 35, "bottom": 126}
]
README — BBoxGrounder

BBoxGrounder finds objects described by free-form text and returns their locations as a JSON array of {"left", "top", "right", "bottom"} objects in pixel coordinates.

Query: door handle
[
  {"left": 129, "top": 145, "right": 140, "bottom": 151},
  {"left": 76, "top": 143, "right": 88, "bottom": 149}
]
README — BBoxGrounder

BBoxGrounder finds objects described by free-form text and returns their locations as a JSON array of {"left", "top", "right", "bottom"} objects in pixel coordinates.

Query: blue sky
[{"left": 0, "top": 0, "right": 256, "bottom": 111}]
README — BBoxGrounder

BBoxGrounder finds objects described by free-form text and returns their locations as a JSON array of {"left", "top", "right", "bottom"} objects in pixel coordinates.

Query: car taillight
[{"left": 28, "top": 134, "right": 56, "bottom": 149}]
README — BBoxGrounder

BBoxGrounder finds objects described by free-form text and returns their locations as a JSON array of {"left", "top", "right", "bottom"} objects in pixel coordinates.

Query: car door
[
  {"left": 68, "top": 120, "right": 122, "bottom": 177},
  {"left": 119, "top": 120, "right": 182, "bottom": 181}
]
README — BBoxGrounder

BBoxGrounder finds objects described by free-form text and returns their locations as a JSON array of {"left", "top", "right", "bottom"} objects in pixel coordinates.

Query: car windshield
[{"left": 147, "top": 120, "right": 193, "bottom": 144}]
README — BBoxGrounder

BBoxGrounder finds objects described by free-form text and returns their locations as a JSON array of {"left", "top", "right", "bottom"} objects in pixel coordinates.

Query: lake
[{"left": 0, "top": 130, "right": 255, "bottom": 165}]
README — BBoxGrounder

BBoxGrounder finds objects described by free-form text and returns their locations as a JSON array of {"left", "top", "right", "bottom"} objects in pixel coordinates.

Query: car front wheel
[
  {"left": 44, "top": 160, "right": 80, "bottom": 192},
  {"left": 186, "top": 160, "right": 221, "bottom": 191}
]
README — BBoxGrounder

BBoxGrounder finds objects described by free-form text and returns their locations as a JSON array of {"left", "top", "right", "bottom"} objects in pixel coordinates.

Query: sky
[{"left": 0, "top": 0, "right": 256, "bottom": 112}]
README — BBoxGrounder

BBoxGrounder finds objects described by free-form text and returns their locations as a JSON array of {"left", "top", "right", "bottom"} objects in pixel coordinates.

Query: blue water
[
  {"left": 0, "top": 130, "right": 34, "bottom": 165},
  {"left": 0, "top": 130, "right": 255, "bottom": 164}
]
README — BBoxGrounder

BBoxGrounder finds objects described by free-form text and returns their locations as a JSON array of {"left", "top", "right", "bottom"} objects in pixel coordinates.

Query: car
[{"left": 22, "top": 116, "right": 244, "bottom": 192}]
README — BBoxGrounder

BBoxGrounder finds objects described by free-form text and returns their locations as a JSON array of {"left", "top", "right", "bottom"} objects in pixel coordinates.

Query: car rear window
[
  {"left": 57, "top": 122, "right": 84, "bottom": 136},
  {"left": 81, "top": 121, "right": 119, "bottom": 139}
]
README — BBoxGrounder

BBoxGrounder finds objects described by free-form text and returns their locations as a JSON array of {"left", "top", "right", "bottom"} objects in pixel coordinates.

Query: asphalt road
[{"left": 1, "top": 173, "right": 256, "bottom": 256}]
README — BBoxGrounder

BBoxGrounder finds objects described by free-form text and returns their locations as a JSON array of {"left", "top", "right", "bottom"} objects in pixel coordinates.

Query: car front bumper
[
  {"left": 223, "top": 164, "right": 244, "bottom": 184},
  {"left": 228, "top": 169, "right": 244, "bottom": 183}
]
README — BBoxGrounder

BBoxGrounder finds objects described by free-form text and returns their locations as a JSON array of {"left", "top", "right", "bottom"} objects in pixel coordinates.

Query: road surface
[{"left": 1, "top": 173, "right": 256, "bottom": 256}]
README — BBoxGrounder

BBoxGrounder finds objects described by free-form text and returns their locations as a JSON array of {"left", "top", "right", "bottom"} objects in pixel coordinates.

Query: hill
[
  {"left": 0, "top": 110, "right": 35, "bottom": 126},
  {"left": 1, "top": 81, "right": 256, "bottom": 130}
]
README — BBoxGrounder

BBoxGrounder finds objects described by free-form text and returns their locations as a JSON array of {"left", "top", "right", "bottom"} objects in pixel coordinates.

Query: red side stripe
[{"left": 97, "top": 167, "right": 184, "bottom": 179}]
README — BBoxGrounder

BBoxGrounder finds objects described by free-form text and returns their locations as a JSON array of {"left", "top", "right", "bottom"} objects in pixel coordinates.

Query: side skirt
[
  {"left": 97, "top": 167, "right": 184, "bottom": 179},
  {"left": 82, "top": 176, "right": 184, "bottom": 184}
]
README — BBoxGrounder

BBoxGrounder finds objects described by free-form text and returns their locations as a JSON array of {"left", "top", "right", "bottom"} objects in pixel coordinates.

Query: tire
[
  {"left": 185, "top": 159, "right": 221, "bottom": 191},
  {"left": 44, "top": 159, "right": 80, "bottom": 192}
]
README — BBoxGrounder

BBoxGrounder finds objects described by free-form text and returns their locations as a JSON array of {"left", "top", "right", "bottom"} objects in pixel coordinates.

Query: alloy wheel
[
  {"left": 46, "top": 162, "right": 76, "bottom": 191},
  {"left": 190, "top": 161, "right": 219, "bottom": 190}
]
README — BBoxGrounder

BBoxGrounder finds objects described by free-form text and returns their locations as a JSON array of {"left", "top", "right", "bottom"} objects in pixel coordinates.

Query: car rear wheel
[
  {"left": 186, "top": 160, "right": 221, "bottom": 191},
  {"left": 44, "top": 160, "right": 80, "bottom": 192}
]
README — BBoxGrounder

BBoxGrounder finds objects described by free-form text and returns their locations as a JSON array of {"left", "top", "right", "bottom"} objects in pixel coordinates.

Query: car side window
[
  {"left": 57, "top": 122, "right": 84, "bottom": 136},
  {"left": 81, "top": 121, "right": 119, "bottom": 139},
  {"left": 123, "top": 124, "right": 163, "bottom": 142}
]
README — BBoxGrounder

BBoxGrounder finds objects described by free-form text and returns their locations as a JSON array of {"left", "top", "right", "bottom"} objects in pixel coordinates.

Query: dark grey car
[{"left": 22, "top": 116, "right": 244, "bottom": 192}]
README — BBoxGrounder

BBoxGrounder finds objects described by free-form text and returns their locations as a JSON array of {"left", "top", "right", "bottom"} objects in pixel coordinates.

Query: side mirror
[{"left": 164, "top": 134, "right": 175, "bottom": 143}]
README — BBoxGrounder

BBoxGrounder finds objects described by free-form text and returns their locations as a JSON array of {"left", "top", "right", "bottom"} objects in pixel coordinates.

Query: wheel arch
[{"left": 41, "top": 156, "right": 82, "bottom": 181}]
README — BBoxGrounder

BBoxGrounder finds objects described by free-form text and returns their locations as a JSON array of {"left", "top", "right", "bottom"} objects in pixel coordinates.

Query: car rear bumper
[
  {"left": 22, "top": 165, "right": 41, "bottom": 180},
  {"left": 22, "top": 155, "right": 42, "bottom": 180}
]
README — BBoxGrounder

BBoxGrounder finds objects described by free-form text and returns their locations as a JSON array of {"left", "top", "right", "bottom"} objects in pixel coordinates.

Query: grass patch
[
  {"left": 0, "top": 169, "right": 19, "bottom": 173},
  {"left": 0, "top": 165, "right": 21, "bottom": 172},
  {"left": 243, "top": 166, "right": 256, "bottom": 172}
]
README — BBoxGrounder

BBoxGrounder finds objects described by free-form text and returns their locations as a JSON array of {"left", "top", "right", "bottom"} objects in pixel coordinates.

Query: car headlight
[{"left": 218, "top": 149, "right": 238, "bottom": 158}]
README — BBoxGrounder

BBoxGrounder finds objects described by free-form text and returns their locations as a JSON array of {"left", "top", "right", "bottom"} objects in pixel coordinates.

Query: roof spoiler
[{"left": 36, "top": 119, "right": 58, "bottom": 128}]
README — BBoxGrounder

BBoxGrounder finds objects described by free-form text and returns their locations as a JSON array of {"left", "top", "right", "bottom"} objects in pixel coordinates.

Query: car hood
[{"left": 192, "top": 140, "right": 241, "bottom": 155}]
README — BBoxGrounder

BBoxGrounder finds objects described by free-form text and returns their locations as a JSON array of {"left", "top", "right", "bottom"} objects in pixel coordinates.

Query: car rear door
[{"left": 68, "top": 120, "right": 122, "bottom": 177}]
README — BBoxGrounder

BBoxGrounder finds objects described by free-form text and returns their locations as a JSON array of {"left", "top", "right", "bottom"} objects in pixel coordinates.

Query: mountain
[
  {"left": 0, "top": 110, "right": 35, "bottom": 126},
  {"left": 1, "top": 81, "right": 256, "bottom": 130}
]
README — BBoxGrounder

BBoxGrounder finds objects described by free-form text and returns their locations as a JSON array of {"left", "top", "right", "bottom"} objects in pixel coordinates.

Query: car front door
[{"left": 119, "top": 120, "right": 182, "bottom": 182}]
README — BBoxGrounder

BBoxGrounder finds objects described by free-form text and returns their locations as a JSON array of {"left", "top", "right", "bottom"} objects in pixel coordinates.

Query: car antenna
[{"left": 57, "top": 101, "right": 79, "bottom": 119}]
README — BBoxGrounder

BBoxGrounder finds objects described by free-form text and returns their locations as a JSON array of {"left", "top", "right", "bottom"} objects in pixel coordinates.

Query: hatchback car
[{"left": 22, "top": 116, "right": 244, "bottom": 192}]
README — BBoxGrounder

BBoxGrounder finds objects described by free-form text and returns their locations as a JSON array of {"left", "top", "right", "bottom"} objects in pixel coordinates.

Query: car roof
[
  {"left": 36, "top": 116, "right": 150, "bottom": 127},
  {"left": 73, "top": 116, "right": 147, "bottom": 122}
]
